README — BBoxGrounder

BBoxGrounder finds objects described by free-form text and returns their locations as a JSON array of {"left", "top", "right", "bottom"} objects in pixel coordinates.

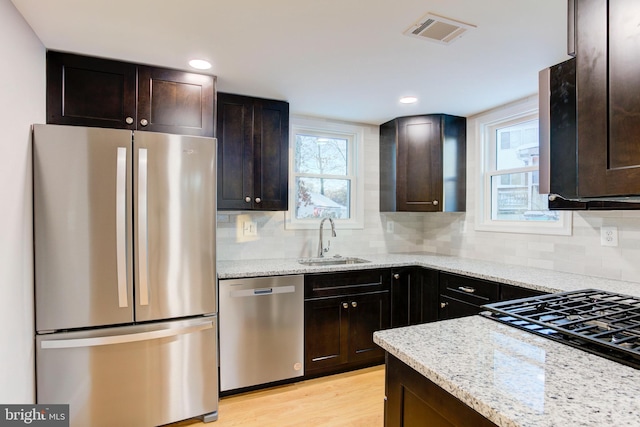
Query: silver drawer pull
[
  {"left": 440, "top": 302, "right": 448, "bottom": 308},
  {"left": 458, "top": 286, "right": 476, "bottom": 293}
]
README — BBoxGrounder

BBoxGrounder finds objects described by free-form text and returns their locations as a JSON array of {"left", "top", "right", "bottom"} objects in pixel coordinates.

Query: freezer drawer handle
[
  {"left": 138, "top": 148, "right": 150, "bottom": 306},
  {"left": 229, "top": 285, "right": 296, "bottom": 298},
  {"left": 116, "top": 147, "right": 129, "bottom": 308},
  {"left": 40, "top": 319, "right": 213, "bottom": 350}
]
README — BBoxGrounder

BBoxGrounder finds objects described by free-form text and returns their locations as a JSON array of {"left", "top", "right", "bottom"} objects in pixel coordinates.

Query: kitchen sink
[{"left": 298, "top": 257, "right": 370, "bottom": 266}]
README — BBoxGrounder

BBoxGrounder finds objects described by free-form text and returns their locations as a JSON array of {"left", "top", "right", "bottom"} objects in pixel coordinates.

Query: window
[
  {"left": 475, "top": 97, "right": 571, "bottom": 235},
  {"left": 286, "top": 117, "right": 364, "bottom": 229}
]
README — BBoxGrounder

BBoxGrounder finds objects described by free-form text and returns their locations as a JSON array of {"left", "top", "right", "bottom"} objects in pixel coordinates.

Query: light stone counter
[
  {"left": 374, "top": 316, "right": 640, "bottom": 427},
  {"left": 217, "top": 252, "right": 640, "bottom": 298}
]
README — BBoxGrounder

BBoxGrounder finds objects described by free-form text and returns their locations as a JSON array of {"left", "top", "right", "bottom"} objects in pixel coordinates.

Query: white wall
[{"left": 0, "top": 0, "right": 45, "bottom": 403}]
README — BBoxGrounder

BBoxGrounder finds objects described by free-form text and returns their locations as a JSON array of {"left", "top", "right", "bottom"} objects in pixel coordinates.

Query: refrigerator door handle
[
  {"left": 138, "top": 148, "right": 150, "bottom": 306},
  {"left": 40, "top": 318, "right": 213, "bottom": 349},
  {"left": 116, "top": 147, "right": 129, "bottom": 308}
]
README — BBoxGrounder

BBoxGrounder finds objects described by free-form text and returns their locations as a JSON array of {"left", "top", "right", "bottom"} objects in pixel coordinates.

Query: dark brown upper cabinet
[
  {"left": 380, "top": 114, "right": 466, "bottom": 212},
  {"left": 216, "top": 92, "right": 289, "bottom": 211},
  {"left": 46, "top": 51, "right": 215, "bottom": 137},
  {"left": 576, "top": 0, "right": 640, "bottom": 197}
]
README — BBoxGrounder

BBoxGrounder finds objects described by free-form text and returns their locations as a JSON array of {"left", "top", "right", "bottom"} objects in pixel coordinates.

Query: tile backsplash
[{"left": 216, "top": 113, "right": 640, "bottom": 284}]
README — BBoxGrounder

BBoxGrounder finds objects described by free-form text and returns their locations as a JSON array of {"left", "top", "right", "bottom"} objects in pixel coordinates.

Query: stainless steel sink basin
[{"left": 298, "top": 257, "right": 370, "bottom": 266}]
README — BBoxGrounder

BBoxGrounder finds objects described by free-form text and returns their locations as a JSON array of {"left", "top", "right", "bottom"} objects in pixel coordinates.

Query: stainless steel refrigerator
[{"left": 33, "top": 124, "right": 218, "bottom": 426}]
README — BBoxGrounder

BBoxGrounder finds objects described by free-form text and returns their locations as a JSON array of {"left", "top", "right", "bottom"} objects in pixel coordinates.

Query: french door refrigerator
[{"left": 33, "top": 124, "right": 218, "bottom": 427}]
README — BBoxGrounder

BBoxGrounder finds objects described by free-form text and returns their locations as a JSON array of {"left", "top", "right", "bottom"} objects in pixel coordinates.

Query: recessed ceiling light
[
  {"left": 399, "top": 96, "right": 418, "bottom": 104},
  {"left": 188, "top": 59, "right": 212, "bottom": 70}
]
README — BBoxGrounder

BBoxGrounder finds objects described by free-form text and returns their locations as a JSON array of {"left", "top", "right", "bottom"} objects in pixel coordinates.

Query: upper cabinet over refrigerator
[{"left": 46, "top": 51, "right": 215, "bottom": 137}]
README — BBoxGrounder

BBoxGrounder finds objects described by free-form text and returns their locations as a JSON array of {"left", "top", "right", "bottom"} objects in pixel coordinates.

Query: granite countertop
[
  {"left": 217, "top": 252, "right": 640, "bottom": 297},
  {"left": 374, "top": 317, "right": 640, "bottom": 427}
]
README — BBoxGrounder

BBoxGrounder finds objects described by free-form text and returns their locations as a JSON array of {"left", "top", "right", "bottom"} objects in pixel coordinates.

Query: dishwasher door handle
[{"left": 229, "top": 285, "right": 296, "bottom": 298}]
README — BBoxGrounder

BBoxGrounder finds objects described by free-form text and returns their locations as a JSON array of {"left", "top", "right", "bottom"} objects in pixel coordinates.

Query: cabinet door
[
  {"left": 217, "top": 94, "right": 254, "bottom": 210},
  {"left": 253, "top": 99, "right": 289, "bottom": 210},
  {"left": 349, "top": 292, "right": 389, "bottom": 364},
  {"left": 419, "top": 268, "right": 439, "bottom": 323},
  {"left": 396, "top": 116, "right": 443, "bottom": 211},
  {"left": 390, "top": 269, "right": 413, "bottom": 328},
  {"left": 46, "top": 51, "right": 137, "bottom": 129},
  {"left": 216, "top": 93, "right": 289, "bottom": 210},
  {"left": 391, "top": 268, "right": 439, "bottom": 327},
  {"left": 304, "top": 297, "right": 349, "bottom": 373},
  {"left": 137, "top": 66, "right": 214, "bottom": 137},
  {"left": 577, "top": 0, "right": 640, "bottom": 196}
]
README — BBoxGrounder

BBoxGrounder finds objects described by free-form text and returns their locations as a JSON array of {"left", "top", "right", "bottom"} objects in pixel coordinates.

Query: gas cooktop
[{"left": 481, "top": 289, "right": 640, "bottom": 369}]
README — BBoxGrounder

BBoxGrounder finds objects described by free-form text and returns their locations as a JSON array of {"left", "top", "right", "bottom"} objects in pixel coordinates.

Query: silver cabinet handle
[
  {"left": 433, "top": 200, "right": 439, "bottom": 206},
  {"left": 125, "top": 116, "right": 134, "bottom": 125},
  {"left": 440, "top": 302, "right": 448, "bottom": 309},
  {"left": 342, "top": 302, "right": 348, "bottom": 309},
  {"left": 393, "top": 273, "right": 400, "bottom": 279},
  {"left": 255, "top": 197, "right": 262, "bottom": 204},
  {"left": 116, "top": 147, "right": 128, "bottom": 308},
  {"left": 138, "top": 148, "right": 150, "bottom": 306},
  {"left": 351, "top": 301, "right": 357, "bottom": 308},
  {"left": 245, "top": 196, "right": 252, "bottom": 203},
  {"left": 140, "top": 118, "right": 149, "bottom": 127},
  {"left": 40, "top": 319, "right": 213, "bottom": 349},
  {"left": 458, "top": 286, "right": 476, "bottom": 294}
]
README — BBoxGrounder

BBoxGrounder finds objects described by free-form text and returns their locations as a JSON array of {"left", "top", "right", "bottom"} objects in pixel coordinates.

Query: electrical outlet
[
  {"left": 243, "top": 221, "right": 258, "bottom": 237},
  {"left": 600, "top": 226, "right": 618, "bottom": 247},
  {"left": 386, "top": 220, "right": 394, "bottom": 233}
]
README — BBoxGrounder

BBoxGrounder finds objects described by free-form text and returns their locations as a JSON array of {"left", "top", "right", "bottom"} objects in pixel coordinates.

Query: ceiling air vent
[{"left": 403, "top": 13, "right": 476, "bottom": 45}]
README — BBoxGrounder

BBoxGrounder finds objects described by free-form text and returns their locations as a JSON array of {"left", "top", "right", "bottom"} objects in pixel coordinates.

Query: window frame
[
  {"left": 474, "top": 97, "right": 572, "bottom": 235},
  {"left": 285, "top": 117, "right": 365, "bottom": 230}
]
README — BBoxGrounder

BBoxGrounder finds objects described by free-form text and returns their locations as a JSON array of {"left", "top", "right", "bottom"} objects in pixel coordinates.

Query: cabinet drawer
[
  {"left": 439, "top": 272, "right": 499, "bottom": 306},
  {"left": 304, "top": 269, "right": 390, "bottom": 300}
]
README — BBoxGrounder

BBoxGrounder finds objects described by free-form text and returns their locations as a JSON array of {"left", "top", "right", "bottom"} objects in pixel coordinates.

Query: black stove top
[{"left": 481, "top": 289, "right": 640, "bottom": 369}]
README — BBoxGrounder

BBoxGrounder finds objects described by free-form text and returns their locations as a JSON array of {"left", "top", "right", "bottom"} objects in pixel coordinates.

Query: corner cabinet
[
  {"left": 380, "top": 114, "right": 466, "bottom": 212},
  {"left": 575, "top": 0, "right": 640, "bottom": 197},
  {"left": 46, "top": 51, "right": 215, "bottom": 137},
  {"left": 216, "top": 93, "right": 289, "bottom": 211},
  {"left": 304, "top": 269, "right": 390, "bottom": 377},
  {"left": 390, "top": 267, "right": 438, "bottom": 328}
]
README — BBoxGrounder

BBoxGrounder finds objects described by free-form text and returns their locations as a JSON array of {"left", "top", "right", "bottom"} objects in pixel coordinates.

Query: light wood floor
[{"left": 171, "top": 365, "right": 385, "bottom": 427}]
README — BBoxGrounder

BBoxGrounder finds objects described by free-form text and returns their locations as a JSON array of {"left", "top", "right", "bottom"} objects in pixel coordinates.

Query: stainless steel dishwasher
[{"left": 219, "top": 275, "right": 304, "bottom": 392}]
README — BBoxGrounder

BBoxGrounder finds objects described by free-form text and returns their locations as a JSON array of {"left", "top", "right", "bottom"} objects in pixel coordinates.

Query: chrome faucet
[{"left": 317, "top": 217, "right": 337, "bottom": 257}]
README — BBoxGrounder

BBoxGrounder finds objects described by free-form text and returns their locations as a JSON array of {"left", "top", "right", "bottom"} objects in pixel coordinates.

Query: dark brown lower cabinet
[
  {"left": 385, "top": 353, "right": 497, "bottom": 427},
  {"left": 305, "top": 291, "right": 389, "bottom": 377},
  {"left": 391, "top": 267, "right": 438, "bottom": 328}
]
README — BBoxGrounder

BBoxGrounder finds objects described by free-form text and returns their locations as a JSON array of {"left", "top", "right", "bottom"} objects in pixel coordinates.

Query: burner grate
[{"left": 482, "top": 289, "right": 640, "bottom": 368}]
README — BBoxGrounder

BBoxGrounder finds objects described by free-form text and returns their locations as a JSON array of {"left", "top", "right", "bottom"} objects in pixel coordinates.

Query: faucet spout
[{"left": 317, "top": 217, "right": 337, "bottom": 258}]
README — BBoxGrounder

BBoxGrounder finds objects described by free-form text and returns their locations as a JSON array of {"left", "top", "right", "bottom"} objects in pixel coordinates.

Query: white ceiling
[{"left": 11, "top": 0, "right": 570, "bottom": 125}]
